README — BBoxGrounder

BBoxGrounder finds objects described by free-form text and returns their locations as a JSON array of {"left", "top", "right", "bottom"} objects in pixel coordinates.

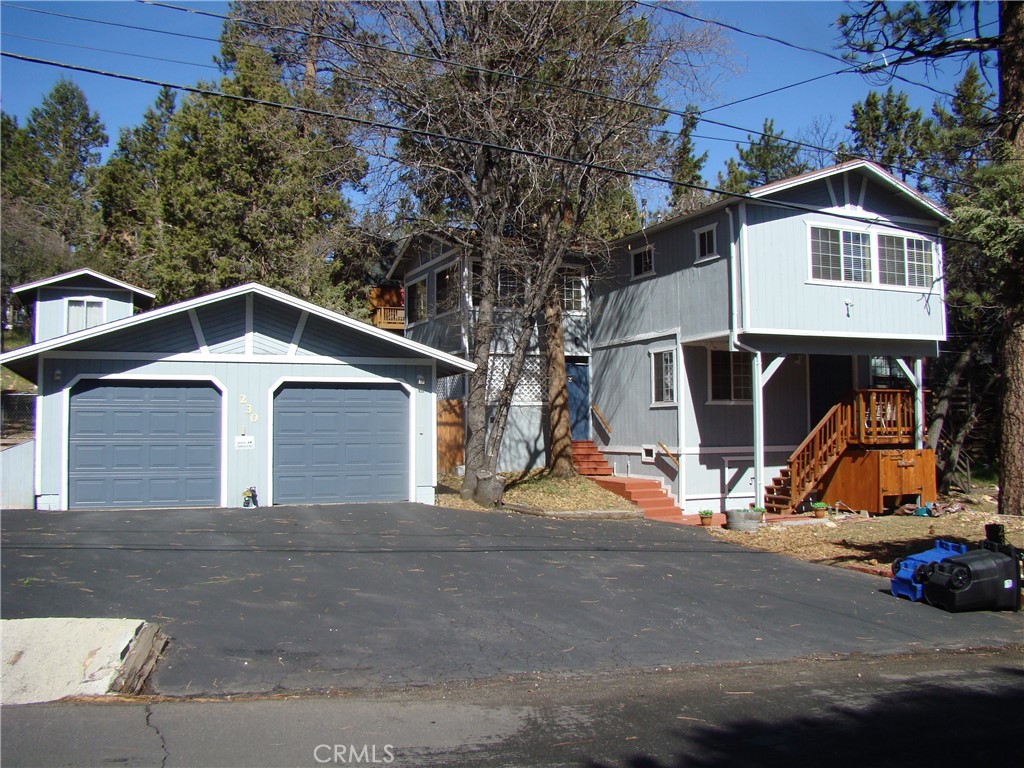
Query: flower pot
[
  {"left": 700, "top": 515, "right": 714, "bottom": 527},
  {"left": 813, "top": 509, "right": 827, "bottom": 519},
  {"left": 724, "top": 509, "right": 761, "bottom": 532}
]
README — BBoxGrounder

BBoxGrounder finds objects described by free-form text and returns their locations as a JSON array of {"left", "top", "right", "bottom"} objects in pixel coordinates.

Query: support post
[
  {"left": 752, "top": 351, "right": 765, "bottom": 509},
  {"left": 896, "top": 357, "right": 925, "bottom": 449}
]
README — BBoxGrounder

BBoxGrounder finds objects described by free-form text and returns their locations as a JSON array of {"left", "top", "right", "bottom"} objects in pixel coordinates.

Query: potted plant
[
  {"left": 810, "top": 501, "right": 829, "bottom": 518},
  {"left": 698, "top": 509, "right": 715, "bottom": 527}
]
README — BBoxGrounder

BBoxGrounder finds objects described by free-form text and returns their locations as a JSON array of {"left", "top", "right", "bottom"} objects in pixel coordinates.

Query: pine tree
[
  {"left": 846, "top": 86, "right": 930, "bottom": 184},
  {"left": 669, "top": 109, "right": 710, "bottom": 213},
  {"left": 716, "top": 119, "right": 808, "bottom": 194}
]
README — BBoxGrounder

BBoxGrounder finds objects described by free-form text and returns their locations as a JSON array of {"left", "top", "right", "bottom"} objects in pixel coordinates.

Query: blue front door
[{"left": 566, "top": 361, "right": 590, "bottom": 440}]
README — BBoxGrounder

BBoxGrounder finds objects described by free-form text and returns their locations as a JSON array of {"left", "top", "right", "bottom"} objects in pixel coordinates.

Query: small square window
[
  {"left": 710, "top": 350, "right": 752, "bottom": 402},
  {"left": 67, "top": 299, "right": 104, "bottom": 333},
  {"left": 561, "top": 271, "right": 585, "bottom": 311},
  {"left": 497, "top": 267, "right": 525, "bottom": 308},
  {"left": 632, "top": 247, "right": 654, "bottom": 278}
]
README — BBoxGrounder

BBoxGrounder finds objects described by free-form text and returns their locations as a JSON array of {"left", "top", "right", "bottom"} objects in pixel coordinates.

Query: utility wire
[
  {"left": 3, "top": 1, "right": 985, "bottom": 191},
  {"left": 2, "top": 50, "right": 976, "bottom": 246},
  {"left": 138, "top": 0, "right": 980, "bottom": 193}
]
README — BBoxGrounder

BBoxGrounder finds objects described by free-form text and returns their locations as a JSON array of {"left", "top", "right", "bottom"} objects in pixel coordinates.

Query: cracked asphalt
[{"left": 2, "top": 502, "right": 1021, "bottom": 696}]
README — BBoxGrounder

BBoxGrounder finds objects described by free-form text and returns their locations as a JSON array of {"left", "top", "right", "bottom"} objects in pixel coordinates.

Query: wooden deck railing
[
  {"left": 786, "top": 390, "right": 914, "bottom": 509},
  {"left": 372, "top": 306, "right": 405, "bottom": 330}
]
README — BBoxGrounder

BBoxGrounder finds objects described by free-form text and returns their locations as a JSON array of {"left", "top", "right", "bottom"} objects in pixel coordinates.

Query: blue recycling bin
[{"left": 890, "top": 539, "right": 968, "bottom": 602}]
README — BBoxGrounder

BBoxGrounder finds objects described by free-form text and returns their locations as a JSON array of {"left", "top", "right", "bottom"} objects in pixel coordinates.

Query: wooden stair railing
[
  {"left": 591, "top": 403, "right": 613, "bottom": 436},
  {"left": 766, "top": 390, "right": 915, "bottom": 513}
]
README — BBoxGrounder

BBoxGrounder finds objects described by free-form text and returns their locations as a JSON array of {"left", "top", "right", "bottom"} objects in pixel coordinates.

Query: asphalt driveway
[{"left": 2, "top": 503, "right": 1021, "bottom": 696}]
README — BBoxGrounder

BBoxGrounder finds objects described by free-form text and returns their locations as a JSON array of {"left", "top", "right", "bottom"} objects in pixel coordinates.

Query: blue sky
[{"left": 0, "top": 1, "right": 1000, "bottom": 208}]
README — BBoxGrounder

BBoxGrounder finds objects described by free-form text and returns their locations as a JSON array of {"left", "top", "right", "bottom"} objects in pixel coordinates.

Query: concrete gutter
[{"left": 1, "top": 618, "right": 146, "bottom": 705}]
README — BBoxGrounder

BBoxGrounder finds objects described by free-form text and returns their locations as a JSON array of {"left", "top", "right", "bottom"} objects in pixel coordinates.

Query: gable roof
[
  {"left": 615, "top": 159, "right": 950, "bottom": 244},
  {"left": 0, "top": 282, "right": 475, "bottom": 381},
  {"left": 12, "top": 268, "right": 156, "bottom": 307}
]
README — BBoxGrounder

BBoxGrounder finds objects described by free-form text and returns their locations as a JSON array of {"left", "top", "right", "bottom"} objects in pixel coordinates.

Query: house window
[
  {"left": 407, "top": 279, "right": 427, "bottom": 323},
  {"left": 710, "top": 350, "right": 753, "bottom": 402},
  {"left": 561, "top": 271, "right": 585, "bottom": 312},
  {"left": 67, "top": 299, "right": 104, "bottom": 333},
  {"left": 695, "top": 224, "right": 718, "bottom": 262},
  {"left": 435, "top": 264, "right": 459, "bottom": 314},
  {"left": 497, "top": 267, "right": 525, "bottom": 308},
  {"left": 811, "top": 227, "right": 872, "bottom": 284},
  {"left": 879, "top": 235, "right": 934, "bottom": 288},
  {"left": 652, "top": 349, "right": 675, "bottom": 404},
  {"left": 631, "top": 246, "right": 654, "bottom": 278}
]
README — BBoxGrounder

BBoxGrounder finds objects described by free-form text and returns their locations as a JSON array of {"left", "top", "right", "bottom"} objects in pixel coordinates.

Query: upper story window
[
  {"left": 67, "top": 298, "right": 104, "bottom": 333},
  {"left": 407, "top": 279, "right": 427, "bottom": 324},
  {"left": 631, "top": 246, "right": 654, "bottom": 278},
  {"left": 652, "top": 349, "right": 675, "bottom": 404},
  {"left": 811, "top": 225, "right": 936, "bottom": 289},
  {"left": 561, "top": 271, "right": 586, "bottom": 312},
  {"left": 811, "top": 226, "right": 872, "bottom": 284},
  {"left": 695, "top": 224, "right": 718, "bottom": 263},
  {"left": 710, "top": 350, "right": 752, "bottom": 402},
  {"left": 879, "top": 235, "right": 934, "bottom": 288},
  {"left": 435, "top": 263, "right": 459, "bottom": 314}
]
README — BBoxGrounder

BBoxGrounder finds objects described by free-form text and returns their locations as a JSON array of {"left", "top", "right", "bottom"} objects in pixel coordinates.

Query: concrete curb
[{"left": 499, "top": 503, "right": 642, "bottom": 520}]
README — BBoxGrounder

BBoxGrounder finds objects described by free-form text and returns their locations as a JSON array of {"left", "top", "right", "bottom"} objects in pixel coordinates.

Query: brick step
[
  {"left": 591, "top": 475, "right": 681, "bottom": 517},
  {"left": 570, "top": 440, "right": 613, "bottom": 477}
]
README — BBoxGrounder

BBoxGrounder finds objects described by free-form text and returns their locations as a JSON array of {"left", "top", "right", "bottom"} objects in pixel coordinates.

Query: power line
[
  {"left": 3, "top": 2, "right": 984, "bottom": 192},
  {"left": 2, "top": 50, "right": 975, "bottom": 246},
  {"left": 0, "top": 30, "right": 221, "bottom": 73},
  {"left": 140, "top": 0, "right": 978, "bottom": 194}
]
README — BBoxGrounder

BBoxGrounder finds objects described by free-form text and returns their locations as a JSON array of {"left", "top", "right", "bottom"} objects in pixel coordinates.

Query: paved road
[
  {"left": 3, "top": 648, "right": 1022, "bottom": 767},
  {"left": 2, "top": 503, "right": 1021, "bottom": 696}
]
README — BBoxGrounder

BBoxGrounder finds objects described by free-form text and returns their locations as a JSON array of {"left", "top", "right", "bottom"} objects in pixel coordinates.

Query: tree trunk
[
  {"left": 544, "top": 291, "right": 576, "bottom": 478},
  {"left": 1000, "top": 0, "right": 1024, "bottom": 151},
  {"left": 998, "top": 314, "right": 1024, "bottom": 515}
]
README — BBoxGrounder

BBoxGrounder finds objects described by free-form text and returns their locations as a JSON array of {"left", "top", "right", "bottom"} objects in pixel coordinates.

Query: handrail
[
  {"left": 657, "top": 441, "right": 680, "bottom": 469},
  {"left": 786, "top": 389, "right": 914, "bottom": 509},
  {"left": 591, "top": 403, "right": 612, "bottom": 436}
]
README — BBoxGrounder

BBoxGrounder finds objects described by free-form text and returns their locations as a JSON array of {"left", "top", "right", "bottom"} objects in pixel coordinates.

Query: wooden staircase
[
  {"left": 573, "top": 440, "right": 682, "bottom": 518},
  {"left": 571, "top": 440, "right": 612, "bottom": 476},
  {"left": 765, "top": 389, "right": 915, "bottom": 514}
]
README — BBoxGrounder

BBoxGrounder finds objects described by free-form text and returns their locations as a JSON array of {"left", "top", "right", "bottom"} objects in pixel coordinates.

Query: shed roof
[{"left": 12, "top": 268, "right": 156, "bottom": 309}]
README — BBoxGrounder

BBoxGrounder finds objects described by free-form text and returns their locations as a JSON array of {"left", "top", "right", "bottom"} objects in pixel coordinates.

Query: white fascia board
[
  {"left": 12, "top": 268, "right": 156, "bottom": 299},
  {"left": 0, "top": 282, "right": 476, "bottom": 375}
]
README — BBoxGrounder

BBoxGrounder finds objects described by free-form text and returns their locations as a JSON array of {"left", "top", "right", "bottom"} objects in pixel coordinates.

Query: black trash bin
[{"left": 923, "top": 543, "right": 1022, "bottom": 612}]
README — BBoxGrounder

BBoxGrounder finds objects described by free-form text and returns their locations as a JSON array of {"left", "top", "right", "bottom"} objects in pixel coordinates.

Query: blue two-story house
[{"left": 589, "top": 160, "right": 947, "bottom": 514}]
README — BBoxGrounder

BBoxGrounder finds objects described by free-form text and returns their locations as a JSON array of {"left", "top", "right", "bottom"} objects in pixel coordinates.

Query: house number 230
[{"left": 238, "top": 394, "right": 259, "bottom": 423}]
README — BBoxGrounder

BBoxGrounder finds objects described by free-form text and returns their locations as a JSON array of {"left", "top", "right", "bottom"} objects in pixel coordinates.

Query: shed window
[
  {"left": 67, "top": 299, "right": 104, "bottom": 333},
  {"left": 710, "top": 350, "right": 753, "bottom": 402}
]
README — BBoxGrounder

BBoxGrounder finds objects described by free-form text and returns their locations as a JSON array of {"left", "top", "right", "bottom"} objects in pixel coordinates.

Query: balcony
[{"left": 372, "top": 306, "right": 405, "bottom": 331}]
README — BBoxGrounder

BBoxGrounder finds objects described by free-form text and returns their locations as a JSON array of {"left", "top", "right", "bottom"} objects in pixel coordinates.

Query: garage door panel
[
  {"left": 273, "top": 384, "right": 409, "bottom": 504},
  {"left": 69, "top": 382, "right": 221, "bottom": 509}
]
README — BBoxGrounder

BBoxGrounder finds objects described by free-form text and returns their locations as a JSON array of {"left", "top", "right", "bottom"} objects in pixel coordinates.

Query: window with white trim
[
  {"left": 67, "top": 298, "right": 104, "bottom": 333},
  {"left": 811, "top": 226, "right": 872, "bottom": 284},
  {"left": 710, "top": 350, "right": 752, "bottom": 402},
  {"left": 695, "top": 224, "right": 718, "bottom": 262},
  {"left": 497, "top": 267, "right": 525, "bottom": 308},
  {"left": 406, "top": 279, "right": 427, "bottom": 323},
  {"left": 631, "top": 246, "right": 654, "bottom": 278},
  {"left": 561, "top": 270, "right": 585, "bottom": 311},
  {"left": 435, "top": 263, "right": 458, "bottom": 314},
  {"left": 878, "top": 234, "right": 934, "bottom": 288},
  {"left": 652, "top": 349, "right": 675, "bottom": 404}
]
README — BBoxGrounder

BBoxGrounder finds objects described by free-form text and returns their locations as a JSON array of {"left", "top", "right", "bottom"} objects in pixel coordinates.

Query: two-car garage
[
  {"left": 2, "top": 282, "right": 473, "bottom": 511},
  {"left": 67, "top": 379, "right": 412, "bottom": 509}
]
